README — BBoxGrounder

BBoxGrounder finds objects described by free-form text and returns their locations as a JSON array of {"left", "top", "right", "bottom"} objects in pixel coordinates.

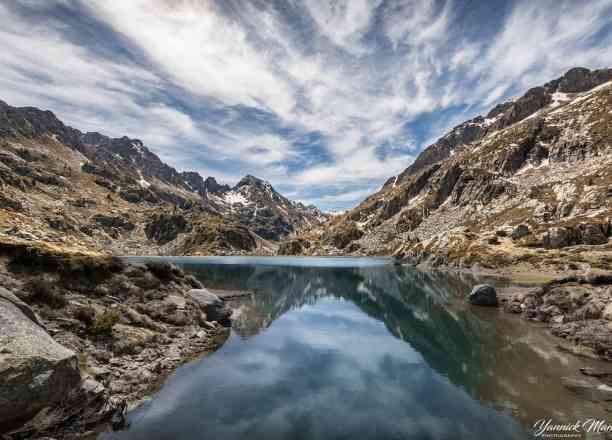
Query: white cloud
[
  {"left": 86, "top": 0, "right": 297, "bottom": 119},
  {"left": 382, "top": 0, "right": 451, "bottom": 49},
  {"left": 300, "top": 187, "right": 378, "bottom": 207},
  {"left": 301, "top": 0, "right": 382, "bottom": 54},
  {"left": 470, "top": 0, "right": 612, "bottom": 107},
  {"left": 0, "top": 2, "right": 206, "bottom": 153},
  {"left": 1, "top": 0, "right": 611, "bottom": 210}
]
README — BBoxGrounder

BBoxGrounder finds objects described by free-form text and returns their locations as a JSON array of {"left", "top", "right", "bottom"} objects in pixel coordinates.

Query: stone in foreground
[
  {"left": 0, "top": 287, "right": 81, "bottom": 428},
  {"left": 188, "top": 288, "right": 232, "bottom": 326},
  {"left": 468, "top": 284, "right": 498, "bottom": 307}
]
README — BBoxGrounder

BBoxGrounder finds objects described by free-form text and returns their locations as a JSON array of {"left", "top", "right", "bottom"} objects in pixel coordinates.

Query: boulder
[
  {"left": 188, "top": 289, "right": 231, "bottom": 326},
  {"left": 602, "top": 303, "right": 612, "bottom": 321},
  {"left": 511, "top": 224, "right": 530, "bottom": 240},
  {"left": 533, "top": 204, "right": 555, "bottom": 223},
  {"left": 543, "top": 224, "right": 608, "bottom": 249},
  {"left": 468, "top": 284, "right": 498, "bottom": 307},
  {"left": 112, "top": 324, "right": 156, "bottom": 355},
  {"left": 494, "top": 228, "right": 510, "bottom": 237},
  {"left": 164, "top": 294, "right": 187, "bottom": 310},
  {"left": 484, "top": 235, "right": 499, "bottom": 245},
  {"left": 581, "top": 223, "right": 608, "bottom": 245},
  {"left": 0, "top": 288, "right": 81, "bottom": 428},
  {"left": 0, "top": 287, "right": 44, "bottom": 328},
  {"left": 557, "top": 202, "right": 574, "bottom": 218},
  {"left": 552, "top": 320, "right": 612, "bottom": 361},
  {"left": 45, "top": 215, "right": 76, "bottom": 232},
  {"left": 544, "top": 227, "right": 574, "bottom": 249},
  {"left": 118, "top": 188, "right": 159, "bottom": 204}
]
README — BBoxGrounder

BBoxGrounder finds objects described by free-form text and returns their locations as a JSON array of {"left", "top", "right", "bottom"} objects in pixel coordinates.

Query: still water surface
[{"left": 104, "top": 257, "right": 606, "bottom": 440}]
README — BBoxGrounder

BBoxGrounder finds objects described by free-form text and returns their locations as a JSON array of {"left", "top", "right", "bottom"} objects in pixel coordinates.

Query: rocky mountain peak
[
  {"left": 81, "top": 131, "right": 108, "bottom": 146},
  {"left": 289, "top": 66, "right": 612, "bottom": 269},
  {"left": 0, "top": 97, "right": 327, "bottom": 249},
  {"left": 0, "top": 101, "right": 82, "bottom": 148},
  {"left": 204, "top": 176, "right": 231, "bottom": 195},
  {"left": 387, "top": 67, "right": 612, "bottom": 189},
  {"left": 236, "top": 174, "right": 268, "bottom": 188},
  {"left": 556, "top": 66, "right": 612, "bottom": 93},
  {"left": 485, "top": 102, "right": 514, "bottom": 119}
]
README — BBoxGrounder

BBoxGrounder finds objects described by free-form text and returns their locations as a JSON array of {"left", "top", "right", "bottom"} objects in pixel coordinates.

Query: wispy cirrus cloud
[{"left": 1, "top": 0, "right": 611, "bottom": 211}]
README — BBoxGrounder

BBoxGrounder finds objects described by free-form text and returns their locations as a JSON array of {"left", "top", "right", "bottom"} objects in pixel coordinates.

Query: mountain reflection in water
[{"left": 106, "top": 257, "right": 606, "bottom": 440}]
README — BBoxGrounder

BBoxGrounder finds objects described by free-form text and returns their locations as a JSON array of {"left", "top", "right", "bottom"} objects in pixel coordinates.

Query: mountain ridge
[
  {"left": 383, "top": 67, "right": 612, "bottom": 191},
  {"left": 0, "top": 99, "right": 326, "bottom": 255},
  {"left": 281, "top": 66, "right": 612, "bottom": 278}
]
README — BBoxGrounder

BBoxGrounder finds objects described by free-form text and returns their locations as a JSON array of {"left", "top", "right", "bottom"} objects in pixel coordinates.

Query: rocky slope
[
  {"left": 0, "top": 100, "right": 326, "bottom": 257},
  {"left": 284, "top": 67, "right": 612, "bottom": 277},
  {"left": 500, "top": 273, "right": 612, "bottom": 361},
  {"left": 0, "top": 240, "right": 239, "bottom": 438}
]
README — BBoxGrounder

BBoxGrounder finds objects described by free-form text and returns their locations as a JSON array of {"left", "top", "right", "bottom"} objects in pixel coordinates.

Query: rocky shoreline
[
  {"left": 406, "top": 259, "right": 612, "bottom": 364},
  {"left": 2, "top": 238, "right": 612, "bottom": 438},
  {"left": 500, "top": 273, "right": 612, "bottom": 362},
  {"left": 0, "top": 241, "right": 247, "bottom": 439},
  {"left": 435, "top": 263, "right": 612, "bottom": 408}
]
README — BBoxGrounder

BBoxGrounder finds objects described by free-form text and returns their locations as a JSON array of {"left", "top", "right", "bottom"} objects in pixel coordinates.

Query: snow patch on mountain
[
  {"left": 137, "top": 170, "right": 150, "bottom": 189},
  {"left": 223, "top": 190, "right": 250, "bottom": 205}
]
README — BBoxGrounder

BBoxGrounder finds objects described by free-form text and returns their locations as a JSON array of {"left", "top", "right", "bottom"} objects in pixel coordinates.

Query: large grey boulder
[
  {"left": 543, "top": 227, "right": 572, "bottom": 249},
  {"left": 511, "top": 224, "right": 530, "bottom": 240},
  {"left": 581, "top": 223, "right": 608, "bottom": 245},
  {"left": 0, "top": 287, "right": 81, "bottom": 428},
  {"left": 188, "top": 289, "right": 231, "bottom": 326},
  {"left": 0, "top": 287, "right": 44, "bottom": 328},
  {"left": 468, "top": 284, "right": 498, "bottom": 307}
]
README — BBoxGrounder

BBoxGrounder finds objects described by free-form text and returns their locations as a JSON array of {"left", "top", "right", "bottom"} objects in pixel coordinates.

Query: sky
[{"left": 1, "top": 0, "right": 611, "bottom": 211}]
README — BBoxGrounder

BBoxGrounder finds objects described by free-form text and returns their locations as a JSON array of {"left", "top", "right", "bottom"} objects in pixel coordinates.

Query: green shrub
[
  {"left": 74, "top": 306, "right": 96, "bottom": 325},
  {"left": 146, "top": 261, "right": 183, "bottom": 280},
  {"left": 24, "top": 277, "right": 67, "bottom": 308},
  {"left": 132, "top": 271, "right": 161, "bottom": 290},
  {"left": 88, "top": 310, "right": 120, "bottom": 336}
]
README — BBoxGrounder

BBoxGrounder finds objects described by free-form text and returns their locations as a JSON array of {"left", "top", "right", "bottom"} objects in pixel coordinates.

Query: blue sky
[{"left": 1, "top": 0, "right": 611, "bottom": 211}]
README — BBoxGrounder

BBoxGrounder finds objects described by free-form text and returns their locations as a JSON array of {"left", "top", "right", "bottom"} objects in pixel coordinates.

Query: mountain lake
[{"left": 99, "top": 257, "right": 608, "bottom": 440}]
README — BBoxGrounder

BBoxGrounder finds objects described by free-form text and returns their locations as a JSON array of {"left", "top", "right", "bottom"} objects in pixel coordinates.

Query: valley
[
  {"left": 1, "top": 67, "right": 612, "bottom": 440},
  {"left": 0, "top": 102, "right": 326, "bottom": 258}
]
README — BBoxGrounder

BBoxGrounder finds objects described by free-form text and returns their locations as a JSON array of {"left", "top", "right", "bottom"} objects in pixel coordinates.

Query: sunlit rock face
[{"left": 288, "top": 68, "right": 612, "bottom": 274}]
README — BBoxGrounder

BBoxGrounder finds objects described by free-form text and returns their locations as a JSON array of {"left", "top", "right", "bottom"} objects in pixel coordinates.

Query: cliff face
[
  {"left": 282, "top": 68, "right": 612, "bottom": 275},
  {"left": 0, "top": 101, "right": 326, "bottom": 256}
]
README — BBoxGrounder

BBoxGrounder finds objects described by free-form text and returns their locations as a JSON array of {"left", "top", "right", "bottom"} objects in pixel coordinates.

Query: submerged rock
[
  {"left": 562, "top": 376, "right": 612, "bottom": 402},
  {"left": 468, "top": 284, "right": 498, "bottom": 306}
]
